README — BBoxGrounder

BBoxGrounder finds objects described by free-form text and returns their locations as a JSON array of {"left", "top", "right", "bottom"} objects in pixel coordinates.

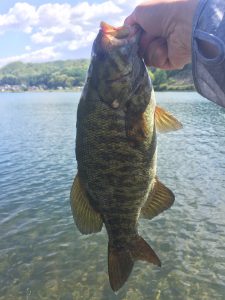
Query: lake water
[{"left": 0, "top": 91, "right": 225, "bottom": 300}]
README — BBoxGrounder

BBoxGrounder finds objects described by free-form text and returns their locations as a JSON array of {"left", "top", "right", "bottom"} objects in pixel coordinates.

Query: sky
[{"left": 0, "top": 0, "right": 141, "bottom": 67}]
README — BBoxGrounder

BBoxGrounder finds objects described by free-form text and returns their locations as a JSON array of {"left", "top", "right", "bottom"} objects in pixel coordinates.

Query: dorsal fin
[
  {"left": 155, "top": 106, "right": 183, "bottom": 133},
  {"left": 141, "top": 178, "right": 175, "bottom": 219}
]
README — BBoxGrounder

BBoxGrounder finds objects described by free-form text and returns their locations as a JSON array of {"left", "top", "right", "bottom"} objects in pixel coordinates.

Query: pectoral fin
[
  {"left": 126, "top": 112, "right": 149, "bottom": 144},
  {"left": 70, "top": 174, "right": 103, "bottom": 234},
  {"left": 141, "top": 178, "right": 175, "bottom": 219},
  {"left": 155, "top": 106, "right": 183, "bottom": 133}
]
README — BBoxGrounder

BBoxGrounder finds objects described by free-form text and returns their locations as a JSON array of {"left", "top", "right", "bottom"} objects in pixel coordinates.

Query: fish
[{"left": 70, "top": 22, "right": 182, "bottom": 292}]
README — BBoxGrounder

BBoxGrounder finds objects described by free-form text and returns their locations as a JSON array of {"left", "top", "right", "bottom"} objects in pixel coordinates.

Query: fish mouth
[
  {"left": 100, "top": 21, "right": 141, "bottom": 51},
  {"left": 100, "top": 22, "right": 130, "bottom": 39}
]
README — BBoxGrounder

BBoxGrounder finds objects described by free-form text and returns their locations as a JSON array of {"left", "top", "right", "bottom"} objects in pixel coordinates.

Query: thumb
[{"left": 124, "top": 11, "right": 136, "bottom": 26}]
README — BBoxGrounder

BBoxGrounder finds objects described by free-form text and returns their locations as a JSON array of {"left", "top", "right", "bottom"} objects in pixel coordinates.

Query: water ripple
[{"left": 0, "top": 92, "right": 225, "bottom": 299}]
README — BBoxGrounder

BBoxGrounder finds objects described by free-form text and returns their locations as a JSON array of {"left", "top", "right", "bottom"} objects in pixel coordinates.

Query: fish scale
[
  {"left": 77, "top": 98, "right": 154, "bottom": 193},
  {"left": 70, "top": 21, "right": 182, "bottom": 292}
]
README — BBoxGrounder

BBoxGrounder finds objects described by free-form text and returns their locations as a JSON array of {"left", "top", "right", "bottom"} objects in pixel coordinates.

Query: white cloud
[
  {"left": 0, "top": 2, "right": 38, "bottom": 33},
  {"left": 0, "top": 0, "right": 143, "bottom": 66},
  {"left": 67, "top": 32, "right": 97, "bottom": 51},
  {"left": 30, "top": 1, "right": 124, "bottom": 46},
  {"left": 0, "top": 46, "right": 60, "bottom": 67},
  {"left": 31, "top": 25, "right": 84, "bottom": 45},
  {"left": 31, "top": 32, "right": 54, "bottom": 44},
  {"left": 25, "top": 45, "right": 31, "bottom": 51},
  {"left": 37, "top": 3, "right": 71, "bottom": 27},
  {"left": 71, "top": 1, "right": 122, "bottom": 22}
]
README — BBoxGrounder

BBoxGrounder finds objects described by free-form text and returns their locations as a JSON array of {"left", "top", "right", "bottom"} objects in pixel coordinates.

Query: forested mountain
[{"left": 0, "top": 60, "right": 194, "bottom": 91}]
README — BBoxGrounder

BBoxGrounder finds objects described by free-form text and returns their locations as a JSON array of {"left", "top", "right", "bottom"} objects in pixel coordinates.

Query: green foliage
[
  {"left": 0, "top": 60, "right": 194, "bottom": 91},
  {"left": 0, "top": 75, "right": 20, "bottom": 85},
  {"left": 147, "top": 64, "right": 194, "bottom": 91},
  {"left": 147, "top": 69, "right": 155, "bottom": 82},
  {"left": 152, "top": 69, "right": 167, "bottom": 89},
  {"left": 0, "top": 60, "right": 89, "bottom": 89},
  {"left": 147, "top": 68, "right": 168, "bottom": 90}
]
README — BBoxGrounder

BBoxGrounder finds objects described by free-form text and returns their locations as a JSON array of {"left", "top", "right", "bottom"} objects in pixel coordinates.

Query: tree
[
  {"left": 153, "top": 69, "right": 167, "bottom": 89},
  {"left": 0, "top": 75, "right": 20, "bottom": 85}
]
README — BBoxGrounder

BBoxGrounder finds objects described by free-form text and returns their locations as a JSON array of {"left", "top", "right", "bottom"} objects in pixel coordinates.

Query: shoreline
[{"left": 0, "top": 87, "right": 195, "bottom": 93}]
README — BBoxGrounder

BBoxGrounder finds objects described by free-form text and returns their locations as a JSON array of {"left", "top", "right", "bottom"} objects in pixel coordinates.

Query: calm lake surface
[{"left": 0, "top": 92, "right": 225, "bottom": 300}]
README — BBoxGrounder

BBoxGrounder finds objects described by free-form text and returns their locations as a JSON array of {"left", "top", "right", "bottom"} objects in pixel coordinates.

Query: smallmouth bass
[{"left": 70, "top": 22, "right": 182, "bottom": 291}]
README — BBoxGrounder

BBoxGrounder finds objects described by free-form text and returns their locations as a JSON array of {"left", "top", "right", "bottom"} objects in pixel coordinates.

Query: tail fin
[
  {"left": 108, "top": 245, "right": 134, "bottom": 292},
  {"left": 108, "top": 236, "right": 161, "bottom": 291}
]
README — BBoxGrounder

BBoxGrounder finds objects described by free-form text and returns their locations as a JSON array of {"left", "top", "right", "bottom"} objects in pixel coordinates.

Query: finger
[
  {"left": 145, "top": 37, "right": 189, "bottom": 70},
  {"left": 140, "top": 32, "right": 156, "bottom": 52},
  {"left": 144, "top": 38, "right": 171, "bottom": 69},
  {"left": 124, "top": 12, "right": 136, "bottom": 26}
]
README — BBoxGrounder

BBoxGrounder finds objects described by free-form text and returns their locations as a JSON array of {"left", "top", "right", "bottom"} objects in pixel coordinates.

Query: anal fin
[
  {"left": 155, "top": 106, "right": 183, "bottom": 133},
  {"left": 141, "top": 178, "right": 175, "bottom": 219},
  {"left": 70, "top": 174, "right": 103, "bottom": 234}
]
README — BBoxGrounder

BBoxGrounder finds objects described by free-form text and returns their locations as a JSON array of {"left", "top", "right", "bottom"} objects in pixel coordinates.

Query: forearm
[{"left": 192, "top": 0, "right": 225, "bottom": 107}]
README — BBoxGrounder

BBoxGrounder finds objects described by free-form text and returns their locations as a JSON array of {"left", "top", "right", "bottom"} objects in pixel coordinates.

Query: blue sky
[{"left": 0, "top": 0, "right": 139, "bottom": 67}]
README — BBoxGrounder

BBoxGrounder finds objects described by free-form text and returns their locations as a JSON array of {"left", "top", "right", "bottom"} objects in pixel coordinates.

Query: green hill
[
  {"left": 0, "top": 60, "right": 194, "bottom": 92},
  {"left": 0, "top": 60, "right": 89, "bottom": 90}
]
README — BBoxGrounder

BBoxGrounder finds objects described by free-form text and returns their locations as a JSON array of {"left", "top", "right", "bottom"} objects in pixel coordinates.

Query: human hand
[{"left": 124, "top": 0, "right": 198, "bottom": 70}]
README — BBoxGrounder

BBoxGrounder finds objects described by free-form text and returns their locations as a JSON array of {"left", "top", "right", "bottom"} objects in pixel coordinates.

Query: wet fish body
[{"left": 70, "top": 22, "right": 182, "bottom": 291}]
